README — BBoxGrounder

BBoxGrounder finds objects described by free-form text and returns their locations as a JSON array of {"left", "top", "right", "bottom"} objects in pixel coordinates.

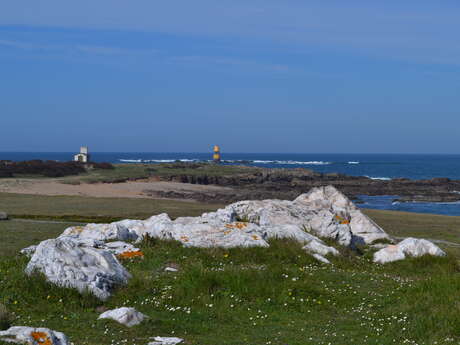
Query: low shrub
[
  {"left": 0, "top": 303, "right": 12, "bottom": 330},
  {"left": 0, "top": 160, "right": 86, "bottom": 178}
]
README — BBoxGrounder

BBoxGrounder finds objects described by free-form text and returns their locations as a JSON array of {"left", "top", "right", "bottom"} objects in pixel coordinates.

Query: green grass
[
  {"left": 363, "top": 209, "right": 460, "bottom": 243},
  {"left": 60, "top": 164, "right": 152, "bottom": 184},
  {"left": 0, "top": 192, "right": 223, "bottom": 223},
  {"left": 148, "top": 163, "right": 260, "bottom": 177},
  {"left": 0, "top": 195, "right": 459, "bottom": 344},
  {"left": 0, "top": 239, "right": 458, "bottom": 345},
  {"left": 57, "top": 163, "right": 260, "bottom": 185},
  {"left": 0, "top": 220, "right": 83, "bottom": 257}
]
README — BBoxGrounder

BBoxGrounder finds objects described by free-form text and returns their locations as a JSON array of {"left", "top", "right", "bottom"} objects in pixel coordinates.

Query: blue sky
[{"left": 0, "top": 1, "right": 459, "bottom": 153}]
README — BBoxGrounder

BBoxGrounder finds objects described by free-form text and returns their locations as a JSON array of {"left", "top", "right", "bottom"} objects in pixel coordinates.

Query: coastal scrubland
[{"left": 0, "top": 193, "right": 459, "bottom": 345}]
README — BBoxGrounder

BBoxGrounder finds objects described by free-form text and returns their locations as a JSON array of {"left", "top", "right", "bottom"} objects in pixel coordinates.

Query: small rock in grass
[
  {"left": 312, "top": 253, "right": 331, "bottom": 264},
  {"left": 148, "top": 337, "right": 184, "bottom": 345},
  {"left": 373, "top": 238, "right": 446, "bottom": 264},
  {"left": 164, "top": 267, "right": 179, "bottom": 272},
  {"left": 0, "top": 326, "right": 69, "bottom": 345},
  {"left": 98, "top": 307, "right": 147, "bottom": 327},
  {"left": 0, "top": 212, "right": 8, "bottom": 221}
]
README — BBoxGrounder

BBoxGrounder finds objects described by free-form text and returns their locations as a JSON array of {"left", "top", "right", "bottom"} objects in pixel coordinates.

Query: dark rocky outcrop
[{"left": 148, "top": 165, "right": 460, "bottom": 204}]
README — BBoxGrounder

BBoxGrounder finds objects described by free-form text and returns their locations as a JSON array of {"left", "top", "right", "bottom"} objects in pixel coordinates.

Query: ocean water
[{"left": 2, "top": 152, "right": 460, "bottom": 215}]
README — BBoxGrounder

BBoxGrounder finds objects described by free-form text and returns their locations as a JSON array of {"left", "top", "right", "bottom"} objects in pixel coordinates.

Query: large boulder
[
  {"left": 56, "top": 186, "right": 390, "bottom": 255},
  {"left": 0, "top": 212, "right": 8, "bottom": 221},
  {"left": 373, "top": 238, "right": 446, "bottom": 264},
  {"left": 0, "top": 326, "right": 69, "bottom": 345},
  {"left": 25, "top": 236, "right": 131, "bottom": 300},
  {"left": 98, "top": 307, "right": 147, "bottom": 327},
  {"left": 294, "top": 186, "right": 390, "bottom": 245}
]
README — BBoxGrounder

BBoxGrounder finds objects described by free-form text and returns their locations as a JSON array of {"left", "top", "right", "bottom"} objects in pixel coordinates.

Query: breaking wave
[
  {"left": 252, "top": 160, "right": 332, "bottom": 165},
  {"left": 119, "top": 158, "right": 332, "bottom": 165},
  {"left": 119, "top": 159, "right": 200, "bottom": 163},
  {"left": 365, "top": 176, "right": 392, "bottom": 181},
  {"left": 348, "top": 161, "right": 360, "bottom": 164}
]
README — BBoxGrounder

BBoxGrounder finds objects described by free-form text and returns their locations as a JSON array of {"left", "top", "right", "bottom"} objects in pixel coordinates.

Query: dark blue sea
[{"left": 2, "top": 152, "right": 460, "bottom": 216}]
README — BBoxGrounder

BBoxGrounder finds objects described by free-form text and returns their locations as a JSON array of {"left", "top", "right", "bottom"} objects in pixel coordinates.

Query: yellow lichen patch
[
  {"left": 225, "top": 222, "right": 248, "bottom": 230},
  {"left": 223, "top": 230, "right": 232, "bottom": 235},
  {"left": 31, "top": 332, "right": 52, "bottom": 345},
  {"left": 117, "top": 250, "right": 144, "bottom": 260},
  {"left": 252, "top": 235, "right": 259, "bottom": 240},
  {"left": 69, "top": 226, "right": 85, "bottom": 234},
  {"left": 180, "top": 236, "right": 189, "bottom": 242},
  {"left": 334, "top": 215, "right": 350, "bottom": 225}
]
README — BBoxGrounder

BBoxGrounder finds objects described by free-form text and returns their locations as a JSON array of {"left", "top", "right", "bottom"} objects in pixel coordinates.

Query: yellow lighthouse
[{"left": 213, "top": 145, "right": 221, "bottom": 163}]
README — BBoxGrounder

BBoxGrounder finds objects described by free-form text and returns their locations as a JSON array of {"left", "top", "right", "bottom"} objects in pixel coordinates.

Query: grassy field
[
  {"left": 0, "top": 192, "right": 223, "bottom": 223},
  {"left": 0, "top": 194, "right": 459, "bottom": 344}
]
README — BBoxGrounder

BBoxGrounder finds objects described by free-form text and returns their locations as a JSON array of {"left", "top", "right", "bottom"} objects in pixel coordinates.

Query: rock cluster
[{"left": 22, "top": 185, "right": 446, "bottom": 301}]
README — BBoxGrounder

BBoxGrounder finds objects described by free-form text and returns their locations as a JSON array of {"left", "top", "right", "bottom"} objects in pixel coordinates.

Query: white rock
[
  {"left": 295, "top": 186, "right": 390, "bottom": 245},
  {"left": 303, "top": 239, "right": 340, "bottom": 257},
  {"left": 102, "top": 241, "right": 140, "bottom": 255},
  {"left": 398, "top": 238, "right": 446, "bottom": 257},
  {"left": 20, "top": 245, "right": 37, "bottom": 257},
  {"left": 98, "top": 307, "right": 147, "bottom": 327},
  {"left": 312, "top": 253, "right": 331, "bottom": 264},
  {"left": 148, "top": 337, "right": 183, "bottom": 345},
  {"left": 25, "top": 236, "right": 131, "bottom": 300},
  {"left": 56, "top": 186, "right": 389, "bottom": 251},
  {"left": 373, "top": 238, "right": 446, "bottom": 264},
  {"left": 373, "top": 244, "right": 406, "bottom": 264},
  {"left": 61, "top": 222, "right": 139, "bottom": 242},
  {"left": 164, "top": 267, "right": 178, "bottom": 272},
  {"left": 0, "top": 326, "right": 69, "bottom": 345}
]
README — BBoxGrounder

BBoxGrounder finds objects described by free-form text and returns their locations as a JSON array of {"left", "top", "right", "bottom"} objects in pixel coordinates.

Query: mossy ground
[{"left": 0, "top": 193, "right": 459, "bottom": 344}]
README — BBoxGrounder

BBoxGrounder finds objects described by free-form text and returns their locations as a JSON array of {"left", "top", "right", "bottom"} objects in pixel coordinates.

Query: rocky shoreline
[{"left": 145, "top": 165, "right": 460, "bottom": 204}]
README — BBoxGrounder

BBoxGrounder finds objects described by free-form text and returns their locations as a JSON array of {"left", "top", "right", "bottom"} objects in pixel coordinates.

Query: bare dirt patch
[{"left": 0, "top": 178, "right": 233, "bottom": 199}]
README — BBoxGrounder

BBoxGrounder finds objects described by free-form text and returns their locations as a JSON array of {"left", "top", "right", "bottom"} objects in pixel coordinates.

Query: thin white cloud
[{"left": 1, "top": 1, "right": 459, "bottom": 65}]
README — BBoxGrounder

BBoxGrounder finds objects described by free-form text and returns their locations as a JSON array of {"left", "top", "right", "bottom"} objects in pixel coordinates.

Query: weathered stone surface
[
  {"left": 373, "top": 238, "right": 446, "bottom": 264},
  {"left": 295, "top": 185, "right": 390, "bottom": 245},
  {"left": 0, "top": 212, "right": 8, "bottom": 221},
  {"left": 56, "top": 186, "right": 390, "bottom": 257},
  {"left": 148, "top": 337, "right": 183, "bottom": 345},
  {"left": 102, "top": 241, "right": 141, "bottom": 256},
  {"left": 25, "top": 236, "right": 131, "bottom": 300},
  {"left": 98, "top": 307, "right": 147, "bottom": 327},
  {"left": 20, "top": 245, "right": 37, "bottom": 257},
  {"left": 0, "top": 326, "right": 69, "bottom": 345},
  {"left": 373, "top": 245, "right": 406, "bottom": 264},
  {"left": 61, "top": 222, "right": 139, "bottom": 242},
  {"left": 397, "top": 238, "right": 446, "bottom": 257}
]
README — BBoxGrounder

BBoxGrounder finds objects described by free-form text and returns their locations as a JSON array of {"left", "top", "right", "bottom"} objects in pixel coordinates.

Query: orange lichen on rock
[
  {"left": 223, "top": 230, "right": 232, "bottom": 235},
  {"left": 69, "top": 226, "right": 85, "bottom": 234},
  {"left": 252, "top": 235, "right": 259, "bottom": 240},
  {"left": 334, "top": 215, "right": 350, "bottom": 225},
  {"left": 180, "top": 236, "right": 189, "bottom": 242},
  {"left": 117, "top": 250, "right": 144, "bottom": 260},
  {"left": 225, "top": 222, "right": 248, "bottom": 230},
  {"left": 31, "top": 332, "right": 52, "bottom": 345}
]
